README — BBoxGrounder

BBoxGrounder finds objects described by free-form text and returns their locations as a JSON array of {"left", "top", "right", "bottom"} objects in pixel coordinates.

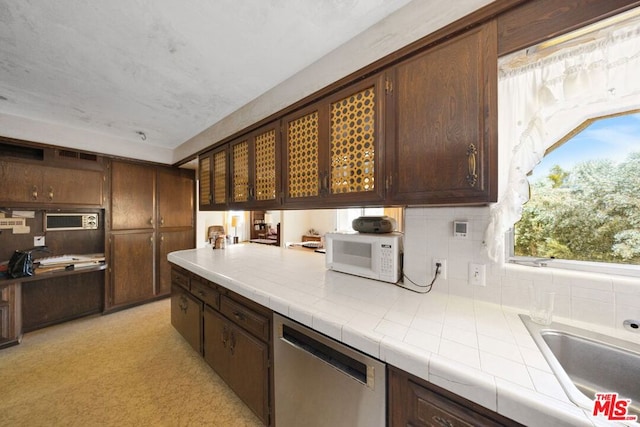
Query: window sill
[{"left": 508, "top": 257, "right": 640, "bottom": 279}]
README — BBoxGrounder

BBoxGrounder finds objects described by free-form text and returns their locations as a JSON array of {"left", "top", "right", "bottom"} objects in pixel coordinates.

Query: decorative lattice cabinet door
[
  {"left": 231, "top": 140, "right": 249, "bottom": 203},
  {"left": 199, "top": 155, "right": 212, "bottom": 208},
  {"left": 254, "top": 128, "right": 277, "bottom": 202},
  {"left": 330, "top": 85, "right": 376, "bottom": 195},
  {"left": 285, "top": 109, "right": 320, "bottom": 201},
  {"left": 212, "top": 148, "right": 227, "bottom": 206}
]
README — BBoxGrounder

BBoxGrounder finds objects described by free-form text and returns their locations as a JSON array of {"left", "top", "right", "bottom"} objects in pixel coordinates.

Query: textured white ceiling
[{"left": 0, "top": 0, "right": 492, "bottom": 163}]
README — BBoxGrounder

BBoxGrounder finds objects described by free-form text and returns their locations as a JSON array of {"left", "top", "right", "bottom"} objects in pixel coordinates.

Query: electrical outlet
[
  {"left": 468, "top": 263, "right": 486, "bottom": 286},
  {"left": 433, "top": 258, "right": 447, "bottom": 280},
  {"left": 34, "top": 235, "right": 46, "bottom": 247}
]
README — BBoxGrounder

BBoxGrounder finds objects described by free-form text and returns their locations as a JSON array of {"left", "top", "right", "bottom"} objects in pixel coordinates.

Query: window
[
  {"left": 513, "top": 112, "right": 640, "bottom": 270},
  {"left": 336, "top": 208, "right": 384, "bottom": 232},
  {"left": 335, "top": 207, "right": 404, "bottom": 232}
]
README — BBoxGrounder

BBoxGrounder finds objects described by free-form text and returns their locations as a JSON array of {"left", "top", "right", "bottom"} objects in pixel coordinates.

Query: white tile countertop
[{"left": 168, "top": 245, "right": 640, "bottom": 427}]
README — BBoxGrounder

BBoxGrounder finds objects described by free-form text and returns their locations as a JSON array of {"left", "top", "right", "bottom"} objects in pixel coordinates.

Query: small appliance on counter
[
  {"left": 351, "top": 215, "right": 396, "bottom": 233},
  {"left": 325, "top": 231, "right": 403, "bottom": 283}
]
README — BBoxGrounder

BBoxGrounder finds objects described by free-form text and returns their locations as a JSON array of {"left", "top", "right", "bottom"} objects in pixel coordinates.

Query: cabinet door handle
[
  {"left": 48, "top": 186, "right": 54, "bottom": 201},
  {"left": 319, "top": 171, "right": 329, "bottom": 195},
  {"left": 232, "top": 311, "right": 245, "bottom": 322},
  {"left": 31, "top": 185, "right": 38, "bottom": 200},
  {"left": 222, "top": 325, "right": 229, "bottom": 348},
  {"left": 466, "top": 143, "right": 478, "bottom": 187},
  {"left": 160, "top": 217, "right": 164, "bottom": 226},
  {"left": 149, "top": 217, "right": 154, "bottom": 225},
  {"left": 179, "top": 295, "right": 188, "bottom": 313},
  {"left": 432, "top": 415, "right": 454, "bottom": 427},
  {"left": 229, "top": 331, "right": 236, "bottom": 355}
]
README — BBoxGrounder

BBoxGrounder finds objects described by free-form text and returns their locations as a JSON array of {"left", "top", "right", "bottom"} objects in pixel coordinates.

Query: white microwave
[{"left": 325, "top": 232, "right": 403, "bottom": 283}]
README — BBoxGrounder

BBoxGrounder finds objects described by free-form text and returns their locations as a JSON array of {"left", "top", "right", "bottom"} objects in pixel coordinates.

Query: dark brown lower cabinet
[
  {"left": 171, "top": 284, "right": 202, "bottom": 354},
  {"left": 388, "top": 366, "right": 522, "bottom": 427},
  {"left": 203, "top": 306, "right": 269, "bottom": 424},
  {"left": 170, "top": 265, "right": 272, "bottom": 426},
  {"left": 158, "top": 230, "right": 194, "bottom": 296},
  {"left": 0, "top": 282, "right": 21, "bottom": 348},
  {"left": 21, "top": 271, "right": 103, "bottom": 332},
  {"left": 109, "top": 231, "right": 155, "bottom": 307}
]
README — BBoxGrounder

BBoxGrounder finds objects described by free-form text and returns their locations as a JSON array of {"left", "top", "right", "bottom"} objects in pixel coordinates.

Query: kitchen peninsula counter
[{"left": 168, "top": 245, "right": 635, "bottom": 427}]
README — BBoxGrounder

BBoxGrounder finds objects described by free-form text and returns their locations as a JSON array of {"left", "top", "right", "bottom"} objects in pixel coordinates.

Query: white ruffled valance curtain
[{"left": 483, "top": 20, "right": 640, "bottom": 262}]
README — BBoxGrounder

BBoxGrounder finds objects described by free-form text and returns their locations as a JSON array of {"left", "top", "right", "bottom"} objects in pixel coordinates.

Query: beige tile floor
[{"left": 0, "top": 299, "right": 262, "bottom": 427}]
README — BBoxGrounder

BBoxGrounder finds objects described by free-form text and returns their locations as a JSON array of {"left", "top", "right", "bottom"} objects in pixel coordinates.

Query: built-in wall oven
[{"left": 273, "top": 314, "right": 386, "bottom": 427}]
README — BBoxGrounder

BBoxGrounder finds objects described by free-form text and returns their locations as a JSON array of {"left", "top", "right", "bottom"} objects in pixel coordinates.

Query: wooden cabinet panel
[
  {"left": 203, "top": 305, "right": 231, "bottom": 382},
  {"left": 108, "top": 161, "right": 194, "bottom": 310},
  {"left": 0, "top": 161, "right": 103, "bottom": 206},
  {"left": 110, "top": 161, "right": 155, "bottom": 230},
  {"left": 228, "top": 320, "right": 269, "bottom": 424},
  {"left": 387, "top": 21, "right": 497, "bottom": 205},
  {"left": 21, "top": 271, "right": 103, "bottom": 332},
  {"left": 171, "top": 284, "right": 203, "bottom": 354},
  {"left": 220, "top": 295, "right": 269, "bottom": 341},
  {"left": 170, "top": 267, "right": 190, "bottom": 291},
  {"left": 42, "top": 166, "right": 103, "bottom": 206},
  {"left": 110, "top": 232, "right": 154, "bottom": 306},
  {"left": 189, "top": 276, "right": 219, "bottom": 310},
  {"left": 203, "top": 304, "right": 269, "bottom": 424},
  {"left": 389, "top": 366, "right": 521, "bottom": 427},
  {"left": 0, "top": 161, "right": 42, "bottom": 203},
  {"left": 157, "top": 230, "right": 194, "bottom": 297},
  {"left": 157, "top": 167, "right": 194, "bottom": 229},
  {"left": 0, "top": 283, "right": 21, "bottom": 348}
]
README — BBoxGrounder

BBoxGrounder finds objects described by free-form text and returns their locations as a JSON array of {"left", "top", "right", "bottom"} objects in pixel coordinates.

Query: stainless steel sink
[{"left": 520, "top": 314, "right": 640, "bottom": 418}]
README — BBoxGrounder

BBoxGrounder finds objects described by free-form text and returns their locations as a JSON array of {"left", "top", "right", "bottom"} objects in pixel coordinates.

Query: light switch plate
[
  {"left": 468, "top": 263, "right": 486, "bottom": 286},
  {"left": 34, "top": 235, "right": 46, "bottom": 246}
]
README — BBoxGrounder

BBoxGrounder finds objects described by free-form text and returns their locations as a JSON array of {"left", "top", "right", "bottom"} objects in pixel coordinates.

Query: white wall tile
[{"left": 403, "top": 207, "right": 640, "bottom": 329}]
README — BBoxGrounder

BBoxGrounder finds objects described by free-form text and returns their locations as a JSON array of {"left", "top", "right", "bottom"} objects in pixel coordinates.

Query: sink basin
[{"left": 520, "top": 314, "right": 640, "bottom": 419}]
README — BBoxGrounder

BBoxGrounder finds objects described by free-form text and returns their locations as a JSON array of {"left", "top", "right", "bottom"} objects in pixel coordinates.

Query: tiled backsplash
[{"left": 403, "top": 207, "right": 640, "bottom": 330}]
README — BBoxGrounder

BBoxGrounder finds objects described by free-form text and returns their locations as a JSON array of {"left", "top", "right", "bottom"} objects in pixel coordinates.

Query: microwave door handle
[{"left": 371, "top": 244, "right": 381, "bottom": 279}]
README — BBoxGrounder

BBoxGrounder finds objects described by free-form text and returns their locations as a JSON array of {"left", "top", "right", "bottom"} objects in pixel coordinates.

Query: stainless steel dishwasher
[{"left": 273, "top": 313, "right": 386, "bottom": 427}]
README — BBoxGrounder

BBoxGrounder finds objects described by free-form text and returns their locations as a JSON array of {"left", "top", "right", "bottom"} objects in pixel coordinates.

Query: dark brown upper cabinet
[
  {"left": 199, "top": 144, "right": 229, "bottom": 211},
  {"left": 0, "top": 160, "right": 104, "bottom": 207},
  {"left": 157, "top": 167, "right": 194, "bottom": 229},
  {"left": 110, "top": 161, "right": 155, "bottom": 230},
  {"left": 386, "top": 20, "right": 498, "bottom": 205},
  {"left": 228, "top": 121, "right": 281, "bottom": 210},
  {"left": 283, "top": 73, "right": 387, "bottom": 208}
]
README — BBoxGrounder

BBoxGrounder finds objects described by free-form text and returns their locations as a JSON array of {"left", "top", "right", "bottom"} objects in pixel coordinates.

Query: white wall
[
  {"left": 281, "top": 209, "right": 336, "bottom": 245},
  {"left": 403, "top": 206, "right": 640, "bottom": 331}
]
